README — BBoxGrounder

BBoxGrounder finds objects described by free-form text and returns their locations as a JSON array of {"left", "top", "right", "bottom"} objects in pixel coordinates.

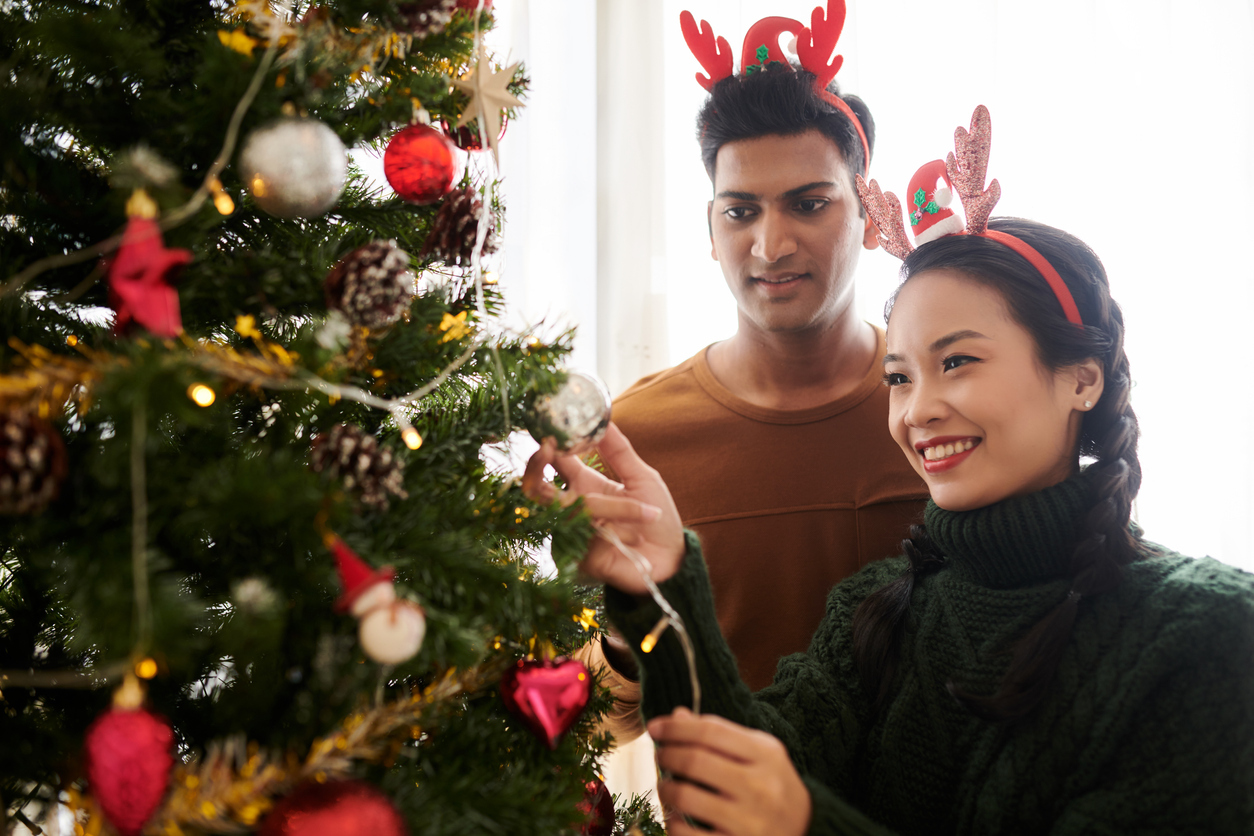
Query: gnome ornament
[
  {"left": 904, "top": 159, "right": 963, "bottom": 246},
  {"left": 331, "top": 537, "right": 426, "bottom": 665}
]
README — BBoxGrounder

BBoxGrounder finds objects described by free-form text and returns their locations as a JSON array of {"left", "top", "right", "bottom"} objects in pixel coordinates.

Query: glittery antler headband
[
  {"left": 855, "top": 105, "right": 1084, "bottom": 327},
  {"left": 679, "top": 0, "right": 871, "bottom": 174}
]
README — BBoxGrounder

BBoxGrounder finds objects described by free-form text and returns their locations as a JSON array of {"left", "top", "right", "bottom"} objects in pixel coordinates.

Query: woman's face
[{"left": 884, "top": 268, "right": 1094, "bottom": 511}]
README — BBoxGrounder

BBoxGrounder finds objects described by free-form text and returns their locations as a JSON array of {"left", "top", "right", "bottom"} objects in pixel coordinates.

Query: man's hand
[
  {"left": 649, "top": 708, "right": 812, "bottom": 836},
  {"left": 521, "top": 423, "right": 685, "bottom": 594}
]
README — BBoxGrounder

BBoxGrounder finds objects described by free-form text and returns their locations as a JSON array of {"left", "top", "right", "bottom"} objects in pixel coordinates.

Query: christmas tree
[{"left": 0, "top": 1, "right": 654, "bottom": 833}]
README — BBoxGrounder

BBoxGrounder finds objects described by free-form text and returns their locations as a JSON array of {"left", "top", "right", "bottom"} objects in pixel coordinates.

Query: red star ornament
[{"left": 108, "top": 215, "right": 191, "bottom": 338}]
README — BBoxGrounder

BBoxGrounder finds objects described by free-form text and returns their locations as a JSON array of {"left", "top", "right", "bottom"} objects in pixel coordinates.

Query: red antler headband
[
  {"left": 679, "top": 0, "right": 871, "bottom": 174},
  {"left": 855, "top": 105, "right": 1084, "bottom": 327}
]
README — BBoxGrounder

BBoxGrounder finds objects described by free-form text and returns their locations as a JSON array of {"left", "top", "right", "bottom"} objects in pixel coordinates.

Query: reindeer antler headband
[
  {"left": 679, "top": 0, "right": 871, "bottom": 174},
  {"left": 856, "top": 105, "right": 1084, "bottom": 327}
]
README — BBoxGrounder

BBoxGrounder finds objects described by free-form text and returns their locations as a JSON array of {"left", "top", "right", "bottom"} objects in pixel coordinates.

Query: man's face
[{"left": 709, "top": 129, "right": 876, "bottom": 336}]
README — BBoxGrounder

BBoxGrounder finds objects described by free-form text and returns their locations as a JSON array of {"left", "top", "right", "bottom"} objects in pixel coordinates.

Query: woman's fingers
[{"left": 581, "top": 494, "right": 661, "bottom": 524}]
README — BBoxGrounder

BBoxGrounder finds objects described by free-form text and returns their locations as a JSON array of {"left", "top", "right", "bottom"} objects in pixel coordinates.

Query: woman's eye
[
  {"left": 942, "top": 355, "right": 978, "bottom": 372},
  {"left": 882, "top": 372, "right": 909, "bottom": 387}
]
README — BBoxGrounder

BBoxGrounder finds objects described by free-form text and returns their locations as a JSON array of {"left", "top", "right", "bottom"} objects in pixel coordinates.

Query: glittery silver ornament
[
  {"left": 526, "top": 371, "right": 612, "bottom": 455},
  {"left": 238, "top": 117, "right": 347, "bottom": 218}
]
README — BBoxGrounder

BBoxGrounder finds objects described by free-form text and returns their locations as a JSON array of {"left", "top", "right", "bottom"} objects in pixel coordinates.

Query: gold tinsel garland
[{"left": 54, "top": 664, "right": 503, "bottom": 836}]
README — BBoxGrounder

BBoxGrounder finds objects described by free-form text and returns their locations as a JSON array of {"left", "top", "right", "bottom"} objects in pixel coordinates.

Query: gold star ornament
[{"left": 451, "top": 46, "right": 524, "bottom": 161}]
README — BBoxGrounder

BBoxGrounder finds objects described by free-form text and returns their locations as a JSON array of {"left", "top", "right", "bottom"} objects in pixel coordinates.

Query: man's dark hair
[{"left": 696, "top": 63, "right": 876, "bottom": 184}]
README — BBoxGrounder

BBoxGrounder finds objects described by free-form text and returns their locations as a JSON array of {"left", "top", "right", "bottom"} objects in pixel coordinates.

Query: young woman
[{"left": 524, "top": 216, "right": 1254, "bottom": 835}]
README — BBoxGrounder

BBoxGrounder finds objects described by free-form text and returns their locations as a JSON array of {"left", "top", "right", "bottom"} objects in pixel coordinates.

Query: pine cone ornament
[
  {"left": 420, "top": 187, "right": 499, "bottom": 267},
  {"left": 396, "top": 0, "right": 457, "bottom": 38},
  {"left": 0, "top": 411, "right": 68, "bottom": 515},
  {"left": 324, "top": 240, "right": 415, "bottom": 331},
  {"left": 310, "top": 424, "right": 408, "bottom": 509}
]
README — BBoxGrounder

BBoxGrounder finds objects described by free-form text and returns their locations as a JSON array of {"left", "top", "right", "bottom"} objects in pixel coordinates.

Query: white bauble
[
  {"left": 238, "top": 117, "right": 347, "bottom": 218},
  {"left": 358, "top": 600, "right": 426, "bottom": 665}
]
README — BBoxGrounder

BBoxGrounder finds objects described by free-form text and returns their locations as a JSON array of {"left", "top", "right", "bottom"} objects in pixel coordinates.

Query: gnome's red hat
[
  {"left": 330, "top": 537, "right": 395, "bottom": 613},
  {"left": 906, "top": 159, "right": 963, "bottom": 245}
]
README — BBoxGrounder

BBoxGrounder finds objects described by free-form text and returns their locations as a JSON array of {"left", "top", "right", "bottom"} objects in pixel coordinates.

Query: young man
[{"left": 579, "top": 43, "right": 927, "bottom": 733}]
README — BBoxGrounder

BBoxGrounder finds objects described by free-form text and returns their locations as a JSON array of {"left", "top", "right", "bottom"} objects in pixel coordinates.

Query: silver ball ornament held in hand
[
  {"left": 527, "top": 371, "right": 612, "bottom": 455},
  {"left": 239, "top": 117, "right": 347, "bottom": 218}
]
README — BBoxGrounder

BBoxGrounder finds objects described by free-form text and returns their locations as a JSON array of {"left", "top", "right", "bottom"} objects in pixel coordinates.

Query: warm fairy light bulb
[
  {"left": 188, "top": 384, "right": 216, "bottom": 407},
  {"left": 213, "top": 191, "right": 235, "bottom": 215},
  {"left": 135, "top": 657, "right": 158, "bottom": 679},
  {"left": 482, "top": 271, "right": 498, "bottom": 285},
  {"left": 640, "top": 615, "right": 670, "bottom": 654},
  {"left": 251, "top": 175, "right": 268, "bottom": 197},
  {"left": 402, "top": 426, "right": 423, "bottom": 450}
]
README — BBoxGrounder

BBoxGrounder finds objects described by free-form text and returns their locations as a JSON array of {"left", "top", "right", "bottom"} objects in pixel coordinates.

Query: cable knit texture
[{"left": 606, "top": 474, "right": 1254, "bottom": 835}]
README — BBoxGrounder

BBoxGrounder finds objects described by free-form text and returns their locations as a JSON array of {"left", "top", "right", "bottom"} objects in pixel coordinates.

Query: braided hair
[{"left": 852, "top": 217, "right": 1142, "bottom": 722}]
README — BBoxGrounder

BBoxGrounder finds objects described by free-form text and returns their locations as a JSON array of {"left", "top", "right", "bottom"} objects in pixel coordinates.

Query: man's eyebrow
[
  {"left": 714, "top": 181, "right": 838, "bottom": 202},
  {"left": 781, "top": 180, "right": 837, "bottom": 199},
  {"left": 882, "top": 331, "right": 990, "bottom": 366}
]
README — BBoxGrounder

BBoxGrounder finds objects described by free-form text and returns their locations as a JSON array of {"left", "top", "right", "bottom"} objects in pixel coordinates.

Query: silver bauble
[
  {"left": 239, "top": 117, "right": 347, "bottom": 218},
  {"left": 527, "top": 371, "right": 612, "bottom": 455}
]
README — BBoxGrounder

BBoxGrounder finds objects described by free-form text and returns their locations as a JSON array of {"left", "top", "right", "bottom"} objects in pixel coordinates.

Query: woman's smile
[{"left": 915, "top": 436, "right": 981, "bottom": 472}]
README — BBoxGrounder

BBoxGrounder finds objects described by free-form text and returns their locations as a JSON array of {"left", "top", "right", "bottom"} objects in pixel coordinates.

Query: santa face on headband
[
  {"left": 883, "top": 269, "right": 1101, "bottom": 512},
  {"left": 708, "top": 129, "right": 877, "bottom": 337}
]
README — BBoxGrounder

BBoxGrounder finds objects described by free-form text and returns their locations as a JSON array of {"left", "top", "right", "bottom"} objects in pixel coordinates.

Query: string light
[
  {"left": 640, "top": 615, "right": 670, "bottom": 654},
  {"left": 135, "top": 657, "right": 159, "bottom": 679},
  {"left": 208, "top": 176, "right": 235, "bottom": 215},
  {"left": 401, "top": 426, "right": 423, "bottom": 450},
  {"left": 187, "top": 383, "right": 216, "bottom": 407}
]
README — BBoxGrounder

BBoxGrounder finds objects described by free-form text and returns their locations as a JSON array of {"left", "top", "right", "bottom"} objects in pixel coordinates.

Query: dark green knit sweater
[{"left": 606, "top": 474, "right": 1254, "bottom": 834}]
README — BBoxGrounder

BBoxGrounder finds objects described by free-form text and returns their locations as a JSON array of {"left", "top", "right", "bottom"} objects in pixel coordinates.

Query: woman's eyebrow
[
  {"left": 929, "top": 329, "right": 989, "bottom": 353},
  {"left": 882, "top": 330, "right": 991, "bottom": 366}
]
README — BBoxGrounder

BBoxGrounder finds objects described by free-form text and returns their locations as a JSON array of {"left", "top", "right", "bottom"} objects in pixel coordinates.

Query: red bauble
[
  {"left": 383, "top": 125, "right": 456, "bottom": 204},
  {"left": 576, "top": 778, "right": 615, "bottom": 836},
  {"left": 107, "top": 215, "right": 191, "bottom": 338},
  {"left": 499, "top": 657, "right": 591, "bottom": 749},
  {"left": 439, "top": 113, "right": 507, "bottom": 152},
  {"left": 83, "top": 706, "right": 174, "bottom": 836},
  {"left": 456, "top": 0, "right": 492, "bottom": 11},
  {"left": 259, "top": 780, "right": 407, "bottom": 836}
]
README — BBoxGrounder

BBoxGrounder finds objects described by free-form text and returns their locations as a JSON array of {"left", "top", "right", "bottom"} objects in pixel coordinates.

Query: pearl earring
[{"left": 1084, "top": 400, "right": 1093, "bottom": 409}]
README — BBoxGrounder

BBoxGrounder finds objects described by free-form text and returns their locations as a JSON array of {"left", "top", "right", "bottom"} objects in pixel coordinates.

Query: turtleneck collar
[{"left": 924, "top": 469, "right": 1097, "bottom": 589}]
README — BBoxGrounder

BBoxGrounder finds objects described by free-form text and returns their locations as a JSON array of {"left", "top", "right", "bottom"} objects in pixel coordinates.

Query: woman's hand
[
  {"left": 649, "top": 707, "right": 812, "bottom": 836},
  {"left": 521, "top": 422, "right": 684, "bottom": 594}
]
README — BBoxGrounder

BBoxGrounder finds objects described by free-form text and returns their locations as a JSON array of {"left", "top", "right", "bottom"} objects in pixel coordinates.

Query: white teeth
[{"left": 922, "top": 440, "right": 977, "bottom": 461}]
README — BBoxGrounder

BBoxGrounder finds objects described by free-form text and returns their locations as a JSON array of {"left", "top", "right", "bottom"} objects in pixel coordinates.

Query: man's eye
[
  {"left": 795, "top": 198, "right": 827, "bottom": 213},
  {"left": 942, "top": 355, "right": 978, "bottom": 372},
  {"left": 882, "top": 372, "right": 909, "bottom": 387},
  {"left": 723, "top": 206, "right": 755, "bottom": 220}
]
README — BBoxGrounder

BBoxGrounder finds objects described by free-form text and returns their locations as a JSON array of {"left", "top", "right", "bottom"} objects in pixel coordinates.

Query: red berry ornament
[
  {"left": 499, "top": 657, "right": 591, "bottom": 749},
  {"left": 259, "top": 780, "right": 407, "bottom": 836},
  {"left": 576, "top": 778, "right": 615, "bottom": 836},
  {"left": 456, "top": 0, "right": 492, "bottom": 11},
  {"left": 383, "top": 125, "right": 456, "bottom": 204},
  {"left": 83, "top": 704, "right": 174, "bottom": 836}
]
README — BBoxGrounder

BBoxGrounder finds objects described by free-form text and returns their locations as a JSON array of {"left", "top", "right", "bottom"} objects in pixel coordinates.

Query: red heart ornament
[{"left": 499, "top": 657, "right": 591, "bottom": 749}]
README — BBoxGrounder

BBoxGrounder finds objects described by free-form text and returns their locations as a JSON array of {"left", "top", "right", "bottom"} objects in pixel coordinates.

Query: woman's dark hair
[
  {"left": 852, "top": 217, "right": 1142, "bottom": 722},
  {"left": 696, "top": 63, "right": 875, "bottom": 196}
]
